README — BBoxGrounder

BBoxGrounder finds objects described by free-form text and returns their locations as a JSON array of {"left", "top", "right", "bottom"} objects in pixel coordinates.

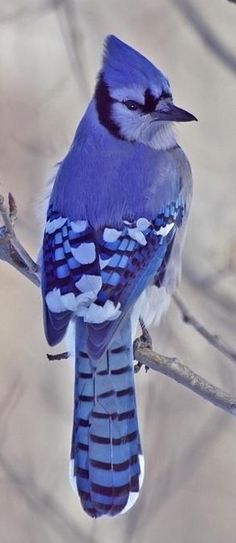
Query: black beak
[{"left": 157, "top": 103, "right": 197, "bottom": 122}]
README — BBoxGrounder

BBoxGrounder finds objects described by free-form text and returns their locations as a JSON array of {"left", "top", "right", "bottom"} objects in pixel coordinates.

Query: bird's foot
[{"left": 134, "top": 317, "right": 152, "bottom": 373}]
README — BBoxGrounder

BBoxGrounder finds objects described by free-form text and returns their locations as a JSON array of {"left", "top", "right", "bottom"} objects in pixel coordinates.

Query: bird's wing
[{"left": 42, "top": 196, "right": 186, "bottom": 354}]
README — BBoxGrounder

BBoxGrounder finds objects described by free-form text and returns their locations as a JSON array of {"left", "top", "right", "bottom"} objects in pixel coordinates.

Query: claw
[{"left": 134, "top": 361, "right": 143, "bottom": 373}]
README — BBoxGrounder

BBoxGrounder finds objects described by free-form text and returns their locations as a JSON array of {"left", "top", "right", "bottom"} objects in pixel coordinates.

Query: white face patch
[
  {"left": 111, "top": 101, "right": 176, "bottom": 151},
  {"left": 71, "top": 242, "right": 96, "bottom": 264}
]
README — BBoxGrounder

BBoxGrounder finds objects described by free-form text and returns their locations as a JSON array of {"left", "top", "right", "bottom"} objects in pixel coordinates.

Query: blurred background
[{"left": 0, "top": 1, "right": 236, "bottom": 542}]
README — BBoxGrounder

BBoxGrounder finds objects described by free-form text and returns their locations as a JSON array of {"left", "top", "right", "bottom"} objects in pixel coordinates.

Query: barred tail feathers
[{"left": 70, "top": 318, "right": 144, "bottom": 518}]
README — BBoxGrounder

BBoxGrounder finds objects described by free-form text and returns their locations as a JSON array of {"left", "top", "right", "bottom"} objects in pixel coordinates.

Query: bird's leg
[{"left": 134, "top": 317, "right": 152, "bottom": 373}]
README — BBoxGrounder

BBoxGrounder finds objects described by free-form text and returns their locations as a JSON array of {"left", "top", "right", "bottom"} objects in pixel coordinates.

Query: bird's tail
[{"left": 70, "top": 317, "right": 144, "bottom": 518}]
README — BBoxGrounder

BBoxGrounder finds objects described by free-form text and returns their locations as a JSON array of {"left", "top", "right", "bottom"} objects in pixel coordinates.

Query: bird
[{"left": 41, "top": 35, "right": 196, "bottom": 518}]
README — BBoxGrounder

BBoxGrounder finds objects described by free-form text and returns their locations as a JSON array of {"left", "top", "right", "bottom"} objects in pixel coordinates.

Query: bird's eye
[{"left": 123, "top": 100, "right": 140, "bottom": 111}]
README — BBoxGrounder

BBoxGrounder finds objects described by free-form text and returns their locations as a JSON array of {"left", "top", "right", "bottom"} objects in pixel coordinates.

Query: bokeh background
[{"left": 0, "top": 1, "right": 236, "bottom": 542}]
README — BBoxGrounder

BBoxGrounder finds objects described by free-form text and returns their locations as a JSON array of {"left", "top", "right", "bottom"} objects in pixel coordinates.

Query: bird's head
[{"left": 95, "top": 35, "right": 197, "bottom": 149}]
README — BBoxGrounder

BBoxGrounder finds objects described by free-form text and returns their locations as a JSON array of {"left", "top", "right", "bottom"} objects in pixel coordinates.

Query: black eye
[{"left": 123, "top": 100, "right": 140, "bottom": 111}]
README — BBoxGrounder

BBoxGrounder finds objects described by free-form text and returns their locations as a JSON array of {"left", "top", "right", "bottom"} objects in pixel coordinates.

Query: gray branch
[
  {"left": 134, "top": 328, "right": 236, "bottom": 417},
  {"left": 1, "top": 192, "right": 236, "bottom": 417},
  {"left": 0, "top": 193, "right": 40, "bottom": 287}
]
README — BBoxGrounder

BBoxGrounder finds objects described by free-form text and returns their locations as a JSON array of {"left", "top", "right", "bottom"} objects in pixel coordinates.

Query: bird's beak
[{"left": 156, "top": 103, "right": 197, "bottom": 122}]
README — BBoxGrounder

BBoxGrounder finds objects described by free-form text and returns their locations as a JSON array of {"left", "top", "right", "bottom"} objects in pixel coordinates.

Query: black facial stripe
[
  {"left": 95, "top": 73, "right": 124, "bottom": 140},
  {"left": 160, "top": 91, "right": 172, "bottom": 100},
  {"left": 144, "top": 89, "right": 157, "bottom": 113},
  {"left": 143, "top": 88, "right": 172, "bottom": 113}
]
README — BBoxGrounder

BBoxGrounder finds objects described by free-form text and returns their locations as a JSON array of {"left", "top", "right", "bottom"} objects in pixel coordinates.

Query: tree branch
[
  {"left": 134, "top": 325, "right": 236, "bottom": 416},
  {"left": 1, "top": 192, "right": 236, "bottom": 417},
  {"left": 0, "top": 193, "right": 40, "bottom": 285}
]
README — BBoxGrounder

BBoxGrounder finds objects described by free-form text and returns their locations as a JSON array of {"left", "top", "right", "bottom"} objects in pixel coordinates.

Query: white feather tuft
[
  {"left": 131, "top": 285, "right": 171, "bottom": 338},
  {"left": 83, "top": 300, "right": 121, "bottom": 323}
]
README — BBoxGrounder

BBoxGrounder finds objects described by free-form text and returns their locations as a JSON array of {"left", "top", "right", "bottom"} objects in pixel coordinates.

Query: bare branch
[
  {"left": 0, "top": 193, "right": 40, "bottom": 286},
  {"left": 0, "top": 193, "right": 38, "bottom": 274},
  {"left": 134, "top": 325, "right": 236, "bottom": 417},
  {"left": 173, "top": 293, "right": 236, "bottom": 363}
]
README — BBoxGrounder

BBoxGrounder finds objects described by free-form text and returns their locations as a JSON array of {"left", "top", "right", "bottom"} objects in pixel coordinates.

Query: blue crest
[{"left": 102, "top": 35, "right": 170, "bottom": 95}]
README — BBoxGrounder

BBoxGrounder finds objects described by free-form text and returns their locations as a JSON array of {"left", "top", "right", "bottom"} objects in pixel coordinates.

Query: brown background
[{"left": 0, "top": 1, "right": 236, "bottom": 542}]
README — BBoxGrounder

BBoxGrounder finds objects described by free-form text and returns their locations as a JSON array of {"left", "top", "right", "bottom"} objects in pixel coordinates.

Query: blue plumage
[
  {"left": 102, "top": 35, "right": 170, "bottom": 98},
  {"left": 41, "top": 35, "right": 195, "bottom": 517}
]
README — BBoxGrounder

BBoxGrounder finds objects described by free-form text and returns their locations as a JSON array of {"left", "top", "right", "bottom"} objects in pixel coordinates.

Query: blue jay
[{"left": 41, "top": 35, "right": 196, "bottom": 518}]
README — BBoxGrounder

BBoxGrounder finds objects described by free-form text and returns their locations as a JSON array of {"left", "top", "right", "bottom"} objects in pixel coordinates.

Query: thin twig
[
  {"left": 0, "top": 194, "right": 39, "bottom": 275},
  {"left": 173, "top": 293, "right": 236, "bottom": 363},
  {"left": 0, "top": 225, "right": 40, "bottom": 286},
  {"left": 8, "top": 192, "right": 17, "bottom": 225}
]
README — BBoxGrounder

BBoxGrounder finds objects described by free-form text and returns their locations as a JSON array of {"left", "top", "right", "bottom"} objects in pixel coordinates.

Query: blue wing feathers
[{"left": 42, "top": 200, "right": 184, "bottom": 352}]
